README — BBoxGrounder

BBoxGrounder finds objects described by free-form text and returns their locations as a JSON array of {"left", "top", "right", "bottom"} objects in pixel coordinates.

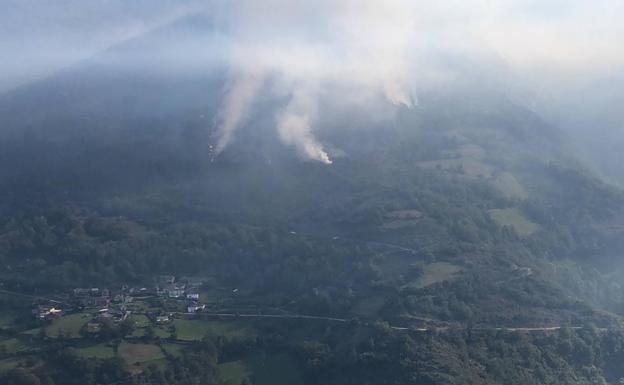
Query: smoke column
[
  {"left": 276, "top": 82, "right": 332, "bottom": 164},
  {"left": 214, "top": 71, "right": 264, "bottom": 155}
]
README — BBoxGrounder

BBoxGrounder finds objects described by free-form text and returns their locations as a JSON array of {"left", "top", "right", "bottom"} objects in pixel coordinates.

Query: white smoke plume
[
  {"left": 4, "top": 1, "right": 621, "bottom": 162},
  {"left": 212, "top": 0, "right": 420, "bottom": 163},
  {"left": 214, "top": 71, "right": 264, "bottom": 155},
  {"left": 276, "top": 82, "right": 332, "bottom": 164},
  {"left": 3, "top": 0, "right": 623, "bottom": 96},
  {"left": 210, "top": 0, "right": 624, "bottom": 163}
]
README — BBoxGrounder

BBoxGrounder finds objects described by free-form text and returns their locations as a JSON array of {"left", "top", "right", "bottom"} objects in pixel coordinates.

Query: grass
[
  {"left": 127, "top": 300, "right": 161, "bottom": 314},
  {"left": 219, "top": 354, "right": 304, "bottom": 385},
  {"left": 173, "top": 319, "right": 252, "bottom": 341},
  {"left": 410, "top": 262, "right": 461, "bottom": 289},
  {"left": 21, "top": 327, "right": 42, "bottom": 336},
  {"left": 131, "top": 314, "right": 151, "bottom": 328},
  {"left": 491, "top": 172, "right": 529, "bottom": 200},
  {"left": 490, "top": 208, "right": 540, "bottom": 237},
  {"left": 73, "top": 343, "right": 115, "bottom": 359},
  {"left": 248, "top": 353, "right": 304, "bottom": 385},
  {"left": 0, "top": 310, "right": 19, "bottom": 329},
  {"left": 130, "top": 314, "right": 161, "bottom": 338},
  {"left": 0, "top": 358, "right": 21, "bottom": 373},
  {"left": 351, "top": 295, "right": 387, "bottom": 317},
  {"left": 219, "top": 360, "right": 252, "bottom": 385},
  {"left": 155, "top": 326, "right": 171, "bottom": 338},
  {"left": 161, "top": 343, "right": 186, "bottom": 357},
  {"left": 0, "top": 338, "right": 30, "bottom": 354},
  {"left": 46, "top": 312, "right": 92, "bottom": 338},
  {"left": 118, "top": 342, "right": 164, "bottom": 365}
]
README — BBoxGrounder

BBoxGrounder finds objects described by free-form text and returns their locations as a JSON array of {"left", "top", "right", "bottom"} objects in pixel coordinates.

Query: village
[{"left": 32, "top": 275, "right": 239, "bottom": 337}]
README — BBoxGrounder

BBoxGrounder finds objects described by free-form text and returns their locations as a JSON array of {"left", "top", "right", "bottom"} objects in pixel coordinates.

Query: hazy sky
[
  {"left": 0, "top": 0, "right": 203, "bottom": 91},
  {"left": 2, "top": 0, "right": 622, "bottom": 92},
  {"left": 2, "top": 0, "right": 623, "bottom": 162}
]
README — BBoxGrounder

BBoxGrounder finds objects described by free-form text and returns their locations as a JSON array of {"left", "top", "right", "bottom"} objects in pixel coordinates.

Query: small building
[
  {"left": 186, "top": 293, "right": 200, "bottom": 300},
  {"left": 73, "top": 288, "right": 91, "bottom": 297},
  {"left": 36, "top": 306, "right": 63, "bottom": 320},
  {"left": 160, "top": 284, "right": 186, "bottom": 298},
  {"left": 72, "top": 287, "right": 111, "bottom": 308},
  {"left": 98, "top": 307, "right": 129, "bottom": 323},
  {"left": 180, "top": 276, "right": 207, "bottom": 289},
  {"left": 156, "top": 315, "right": 170, "bottom": 323},
  {"left": 187, "top": 304, "right": 205, "bottom": 314}
]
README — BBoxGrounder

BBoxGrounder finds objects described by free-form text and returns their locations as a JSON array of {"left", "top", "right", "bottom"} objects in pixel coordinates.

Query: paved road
[
  {"left": 0, "top": 287, "right": 602, "bottom": 334},
  {"left": 172, "top": 311, "right": 592, "bottom": 333},
  {"left": 0, "top": 288, "right": 69, "bottom": 305}
]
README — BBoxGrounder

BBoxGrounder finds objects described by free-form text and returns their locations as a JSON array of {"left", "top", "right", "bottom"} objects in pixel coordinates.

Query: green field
[
  {"left": 131, "top": 314, "right": 151, "bottom": 328},
  {"left": 127, "top": 300, "right": 161, "bottom": 314},
  {"left": 219, "top": 360, "right": 252, "bottom": 385},
  {"left": 118, "top": 342, "right": 164, "bottom": 365},
  {"left": 0, "top": 358, "right": 21, "bottom": 373},
  {"left": 410, "top": 262, "right": 462, "bottom": 288},
  {"left": 0, "top": 337, "right": 30, "bottom": 354},
  {"left": 73, "top": 343, "right": 115, "bottom": 359},
  {"left": 161, "top": 343, "right": 186, "bottom": 357},
  {"left": 248, "top": 353, "right": 304, "bottom": 385},
  {"left": 46, "top": 312, "right": 92, "bottom": 338},
  {"left": 154, "top": 326, "right": 171, "bottom": 338},
  {"left": 219, "top": 354, "right": 304, "bottom": 385},
  {"left": 0, "top": 310, "right": 19, "bottom": 329},
  {"left": 173, "top": 319, "right": 252, "bottom": 341},
  {"left": 490, "top": 208, "right": 540, "bottom": 237},
  {"left": 491, "top": 172, "right": 529, "bottom": 199},
  {"left": 21, "top": 327, "right": 42, "bottom": 336},
  {"left": 351, "top": 295, "right": 387, "bottom": 317}
]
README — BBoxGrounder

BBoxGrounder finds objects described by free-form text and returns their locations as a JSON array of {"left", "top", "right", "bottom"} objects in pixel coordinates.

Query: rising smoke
[
  {"left": 3, "top": 0, "right": 623, "bottom": 162},
  {"left": 209, "top": 0, "right": 624, "bottom": 163},
  {"left": 214, "top": 71, "right": 264, "bottom": 155},
  {"left": 213, "top": 0, "right": 419, "bottom": 163}
]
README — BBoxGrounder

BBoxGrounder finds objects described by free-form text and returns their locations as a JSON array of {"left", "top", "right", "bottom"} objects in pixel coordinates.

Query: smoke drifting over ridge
[
  {"left": 213, "top": 1, "right": 418, "bottom": 163},
  {"left": 2, "top": 0, "right": 624, "bottom": 162},
  {"left": 210, "top": 0, "right": 624, "bottom": 162}
]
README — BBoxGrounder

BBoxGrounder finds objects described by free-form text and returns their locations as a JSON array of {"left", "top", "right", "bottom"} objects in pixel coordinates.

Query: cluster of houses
[
  {"left": 71, "top": 284, "right": 148, "bottom": 307},
  {"left": 155, "top": 276, "right": 206, "bottom": 314},
  {"left": 33, "top": 276, "right": 212, "bottom": 328}
]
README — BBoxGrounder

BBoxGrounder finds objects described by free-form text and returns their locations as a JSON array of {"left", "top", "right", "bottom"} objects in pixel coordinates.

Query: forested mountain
[{"left": 2, "top": 11, "right": 624, "bottom": 385}]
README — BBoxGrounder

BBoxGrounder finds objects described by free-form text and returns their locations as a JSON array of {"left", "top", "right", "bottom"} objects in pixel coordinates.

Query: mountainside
[
  {"left": 2, "top": 13, "right": 624, "bottom": 385},
  {"left": 540, "top": 73, "right": 624, "bottom": 185}
]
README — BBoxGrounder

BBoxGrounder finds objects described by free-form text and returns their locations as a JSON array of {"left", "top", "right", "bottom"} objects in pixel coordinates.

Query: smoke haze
[{"left": 2, "top": 0, "right": 623, "bottom": 162}]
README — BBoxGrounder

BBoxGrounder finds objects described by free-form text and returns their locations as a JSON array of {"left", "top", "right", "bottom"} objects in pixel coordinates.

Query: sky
[
  {"left": 1, "top": 0, "right": 623, "bottom": 162},
  {"left": 2, "top": 0, "right": 622, "bottom": 89}
]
